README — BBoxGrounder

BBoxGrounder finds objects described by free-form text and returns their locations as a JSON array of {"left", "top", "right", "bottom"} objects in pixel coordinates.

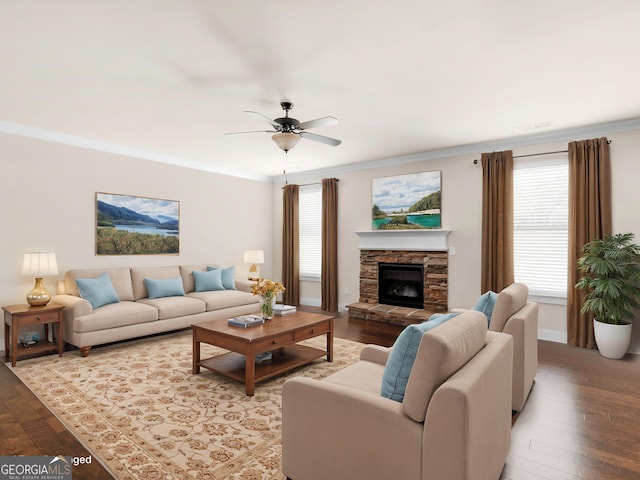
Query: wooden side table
[{"left": 3, "top": 303, "right": 65, "bottom": 367}]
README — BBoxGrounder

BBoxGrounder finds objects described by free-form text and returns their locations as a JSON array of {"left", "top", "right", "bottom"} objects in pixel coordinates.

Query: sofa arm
[
  {"left": 282, "top": 376, "right": 423, "bottom": 480},
  {"left": 359, "top": 344, "right": 391, "bottom": 365},
  {"left": 234, "top": 279, "right": 254, "bottom": 293},
  {"left": 503, "top": 301, "right": 538, "bottom": 410},
  {"left": 423, "top": 331, "right": 513, "bottom": 480},
  {"left": 52, "top": 294, "right": 93, "bottom": 318}
]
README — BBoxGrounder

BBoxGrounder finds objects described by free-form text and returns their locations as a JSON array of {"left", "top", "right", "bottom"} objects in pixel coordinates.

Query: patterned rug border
[{"left": 9, "top": 330, "right": 365, "bottom": 480}]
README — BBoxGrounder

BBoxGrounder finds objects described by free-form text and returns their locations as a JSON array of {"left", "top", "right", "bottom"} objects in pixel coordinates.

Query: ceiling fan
[{"left": 226, "top": 101, "right": 341, "bottom": 152}]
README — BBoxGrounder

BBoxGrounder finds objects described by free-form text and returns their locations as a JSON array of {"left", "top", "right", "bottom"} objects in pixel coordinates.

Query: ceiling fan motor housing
[{"left": 276, "top": 102, "right": 298, "bottom": 131}]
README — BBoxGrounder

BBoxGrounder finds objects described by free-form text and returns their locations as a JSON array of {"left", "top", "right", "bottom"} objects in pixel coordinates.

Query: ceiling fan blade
[
  {"left": 225, "top": 130, "right": 275, "bottom": 135},
  {"left": 297, "top": 116, "right": 338, "bottom": 130},
  {"left": 299, "top": 131, "right": 342, "bottom": 146},
  {"left": 244, "top": 110, "right": 281, "bottom": 129}
]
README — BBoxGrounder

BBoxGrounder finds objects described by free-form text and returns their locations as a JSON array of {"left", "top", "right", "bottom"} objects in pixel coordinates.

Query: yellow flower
[{"left": 251, "top": 278, "right": 286, "bottom": 297}]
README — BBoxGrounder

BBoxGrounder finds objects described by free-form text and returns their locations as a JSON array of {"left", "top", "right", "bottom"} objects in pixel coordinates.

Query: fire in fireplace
[{"left": 378, "top": 263, "right": 424, "bottom": 309}]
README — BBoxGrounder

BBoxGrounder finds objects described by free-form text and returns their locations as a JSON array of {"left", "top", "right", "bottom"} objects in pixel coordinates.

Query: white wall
[
  {"left": 272, "top": 128, "right": 640, "bottom": 354},
  {"left": 4, "top": 125, "right": 640, "bottom": 354},
  {"left": 0, "top": 133, "right": 274, "bottom": 348}
]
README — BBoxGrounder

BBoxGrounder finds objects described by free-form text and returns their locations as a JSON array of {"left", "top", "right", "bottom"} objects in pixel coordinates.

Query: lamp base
[{"left": 26, "top": 277, "right": 51, "bottom": 306}]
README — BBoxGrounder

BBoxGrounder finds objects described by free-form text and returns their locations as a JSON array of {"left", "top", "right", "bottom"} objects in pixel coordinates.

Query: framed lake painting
[
  {"left": 371, "top": 171, "right": 441, "bottom": 230},
  {"left": 96, "top": 193, "right": 180, "bottom": 255}
]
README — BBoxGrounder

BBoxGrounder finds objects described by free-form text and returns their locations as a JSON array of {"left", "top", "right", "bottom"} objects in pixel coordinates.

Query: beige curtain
[
  {"left": 282, "top": 184, "right": 300, "bottom": 306},
  {"left": 481, "top": 150, "right": 514, "bottom": 293},
  {"left": 321, "top": 178, "right": 339, "bottom": 312},
  {"left": 567, "top": 137, "right": 612, "bottom": 348}
]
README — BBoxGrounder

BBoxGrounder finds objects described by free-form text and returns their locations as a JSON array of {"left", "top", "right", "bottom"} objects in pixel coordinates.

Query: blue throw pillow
[
  {"left": 193, "top": 269, "right": 225, "bottom": 292},
  {"left": 381, "top": 312, "right": 459, "bottom": 402},
  {"left": 472, "top": 291, "right": 498, "bottom": 326},
  {"left": 76, "top": 273, "right": 120, "bottom": 310},
  {"left": 145, "top": 277, "right": 186, "bottom": 299},
  {"left": 207, "top": 266, "right": 236, "bottom": 290}
]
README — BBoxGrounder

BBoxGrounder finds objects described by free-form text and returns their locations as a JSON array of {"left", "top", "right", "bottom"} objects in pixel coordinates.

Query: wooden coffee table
[{"left": 192, "top": 311, "right": 334, "bottom": 396}]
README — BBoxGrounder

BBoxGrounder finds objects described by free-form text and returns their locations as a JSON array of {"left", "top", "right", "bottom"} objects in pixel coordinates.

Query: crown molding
[
  {"left": 272, "top": 117, "right": 640, "bottom": 183},
  {"left": 0, "top": 121, "right": 271, "bottom": 182}
]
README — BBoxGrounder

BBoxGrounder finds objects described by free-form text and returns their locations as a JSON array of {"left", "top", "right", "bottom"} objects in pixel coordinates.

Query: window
[
  {"left": 299, "top": 184, "right": 322, "bottom": 280},
  {"left": 513, "top": 157, "right": 568, "bottom": 298}
]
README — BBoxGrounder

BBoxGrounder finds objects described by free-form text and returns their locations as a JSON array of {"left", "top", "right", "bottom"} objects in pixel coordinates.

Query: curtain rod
[
  {"left": 472, "top": 140, "right": 611, "bottom": 164},
  {"left": 281, "top": 178, "right": 339, "bottom": 189}
]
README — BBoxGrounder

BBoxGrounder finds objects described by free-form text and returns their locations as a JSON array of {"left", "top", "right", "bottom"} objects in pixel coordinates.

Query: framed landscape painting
[
  {"left": 371, "top": 171, "right": 442, "bottom": 230},
  {"left": 96, "top": 193, "right": 180, "bottom": 255}
]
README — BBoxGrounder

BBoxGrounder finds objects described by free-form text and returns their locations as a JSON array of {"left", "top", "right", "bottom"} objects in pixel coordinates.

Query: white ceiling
[{"left": 3, "top": 0, "right": 640, "bottom": 180}]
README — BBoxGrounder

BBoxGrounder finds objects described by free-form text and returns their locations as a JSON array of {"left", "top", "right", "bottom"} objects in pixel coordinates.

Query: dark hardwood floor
[{"left": 2, "top": 310, "right": 639, "bottom": 479}]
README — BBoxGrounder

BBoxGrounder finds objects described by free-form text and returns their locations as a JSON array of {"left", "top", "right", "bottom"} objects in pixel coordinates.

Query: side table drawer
[
  {"left": 254, "top": 331, "right": 295, "bottom": 351},
  {"left": 15, "top": 310, "right": 60, "bottom": 327},
  {"left": 294, "top": 322, "right": 331, "bottom": 342}
]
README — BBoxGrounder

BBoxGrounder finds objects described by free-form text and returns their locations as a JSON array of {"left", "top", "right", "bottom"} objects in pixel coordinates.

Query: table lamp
[
  {"left": 244, "top": 250, "right": 264, "bottom": 280},
  {"left": 22, "top": 251, "right": 58, "bottom": 306}
]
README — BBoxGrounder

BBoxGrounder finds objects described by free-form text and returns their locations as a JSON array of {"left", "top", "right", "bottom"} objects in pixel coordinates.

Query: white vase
[{"left": 593, "top": 319, "right": 632, "bottom": 359}]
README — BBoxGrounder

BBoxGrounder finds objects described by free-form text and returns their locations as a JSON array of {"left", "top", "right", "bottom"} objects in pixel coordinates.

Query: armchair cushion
[
  {"left": 381, "top": 312, "right": 458, "bottom": 402},
  {"left": 473, "top": 290, "right": 498, "bottom": 326}
]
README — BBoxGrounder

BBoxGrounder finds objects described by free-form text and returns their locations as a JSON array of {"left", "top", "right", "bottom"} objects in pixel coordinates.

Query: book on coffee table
[
  {"left": 228, "top": 315, "right": 265, "bottom": 328},
  {"left": 274, "top": 304, "right": 296, "bottom": 315}
]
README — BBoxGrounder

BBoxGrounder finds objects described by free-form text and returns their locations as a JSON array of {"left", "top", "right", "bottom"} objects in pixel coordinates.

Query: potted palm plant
[{"left": 576, "top": 232, "right": 640, "bottom": 359}]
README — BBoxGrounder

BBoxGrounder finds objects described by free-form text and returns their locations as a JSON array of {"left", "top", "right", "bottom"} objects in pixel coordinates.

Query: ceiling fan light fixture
[{"left": 272, "top": 132, "right": 300, "bottom": 152}]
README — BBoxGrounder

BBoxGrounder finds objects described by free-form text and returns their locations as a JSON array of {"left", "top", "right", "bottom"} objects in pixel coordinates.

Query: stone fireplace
[{"left": 347, "top": 230, "right": 449, "bottom": 326}]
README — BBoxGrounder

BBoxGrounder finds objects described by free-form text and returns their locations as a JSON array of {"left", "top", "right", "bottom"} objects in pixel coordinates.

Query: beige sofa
[
  {"left": 52, "top": 264, "right": 259, "bottom": 356},
  {"left": 282, "top": 311, "right": 513, "bottom": 480},
  {"left": 454, "top": 282, "right": 538, "bottom": 411}
]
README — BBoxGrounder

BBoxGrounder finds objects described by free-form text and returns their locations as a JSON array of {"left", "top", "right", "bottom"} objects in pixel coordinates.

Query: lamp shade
[
  {"left": 272, "top": 132, "right": 301, "bottom": 152},
  {"left": 22, "top": 252, "right": 58, "bottom": 277},
  {"left": 244, "top": 250, "right": 264, "bottom": 265}
]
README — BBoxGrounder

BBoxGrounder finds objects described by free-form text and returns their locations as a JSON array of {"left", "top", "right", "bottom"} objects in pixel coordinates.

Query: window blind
[
  {"left": 299, "top": 184, "right": 322, "bottom": 279},
  {"left": 513, "top": 158, "right": 568, "bottom": 298}
]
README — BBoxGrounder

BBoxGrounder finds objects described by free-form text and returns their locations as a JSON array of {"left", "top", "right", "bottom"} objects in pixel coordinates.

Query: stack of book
[
  {"left": 228, "top": 315, "right": 265, "bottom": 328},
  {"left": 274, "top": 304, "right": 296, "bottom": 315}
]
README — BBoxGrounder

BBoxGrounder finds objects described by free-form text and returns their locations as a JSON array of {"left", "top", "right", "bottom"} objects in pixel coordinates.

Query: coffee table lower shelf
[{"left": 198, "top": 344, "right": 328, "bottom": 390}]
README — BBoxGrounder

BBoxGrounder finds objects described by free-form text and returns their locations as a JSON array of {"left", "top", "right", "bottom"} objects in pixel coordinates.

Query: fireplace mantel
[{"left": 354, "top": 229, "right": 450, "bottom": 251}]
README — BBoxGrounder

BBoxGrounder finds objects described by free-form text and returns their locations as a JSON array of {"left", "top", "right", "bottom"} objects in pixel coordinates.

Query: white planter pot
[{"left": 593, "top": 319, "right": 632, "bottom": 359}]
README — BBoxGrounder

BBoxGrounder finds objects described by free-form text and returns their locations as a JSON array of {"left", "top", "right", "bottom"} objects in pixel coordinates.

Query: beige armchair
[
  {"left": 282, "top": 311, "right": 513, "bottom": 480},
  {"left": 455, "top": 282, "right": 538, "bottom": 411}
]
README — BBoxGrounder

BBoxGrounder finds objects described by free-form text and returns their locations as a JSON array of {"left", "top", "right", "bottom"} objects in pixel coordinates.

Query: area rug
[{"left": 9, "top": 330, "right": 365, "bottom": 480}]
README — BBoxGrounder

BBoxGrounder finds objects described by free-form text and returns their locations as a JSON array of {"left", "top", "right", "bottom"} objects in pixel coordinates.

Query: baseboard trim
[{"left": 538, "top": 329, "right": 567, "bottom": 344}]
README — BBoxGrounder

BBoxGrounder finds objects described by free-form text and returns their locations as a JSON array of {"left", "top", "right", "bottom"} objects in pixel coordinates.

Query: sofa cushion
[
  {"left": 137, "top": 296, "right": 205, "bottom": 320},
  {"left": 179, "top": 264, "right": 217, "bottom": 293},
  {"left": 73, "top": 301, "right": 159, "bottom": 333},
  {"left": 75, "top": 273, "right": 120, "bottom": 310},
  {"left": 65, "top": 268, "right": 134, "bottom": 301},
  {"left": 187, "top": 289, "right": 258, "bottom": 311},
  {"left": 145, "top": 277, "right": 186, "bottom": 299},
  {"left": 402, "top": 311, "right": 487, "bottom": 422},
  {"left": 207, "top": 266, "right": 236, "bottom": 290},
  {"left": 381, "top": 313, "right": 456, "bottom": 402},
  {"left": 131, "top": 266, "right": 182, "bottom": 300},
  {"left": 193, "top": 269, "right": 224, "bottom": 292},
  {"left": 473, "top": 291, "right": 498, "bottom": 326}
]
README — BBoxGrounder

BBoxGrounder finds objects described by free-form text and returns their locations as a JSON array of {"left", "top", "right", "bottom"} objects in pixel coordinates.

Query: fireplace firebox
[{"left": 378, "top": 263, "right": 424, "bottom": 309}]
